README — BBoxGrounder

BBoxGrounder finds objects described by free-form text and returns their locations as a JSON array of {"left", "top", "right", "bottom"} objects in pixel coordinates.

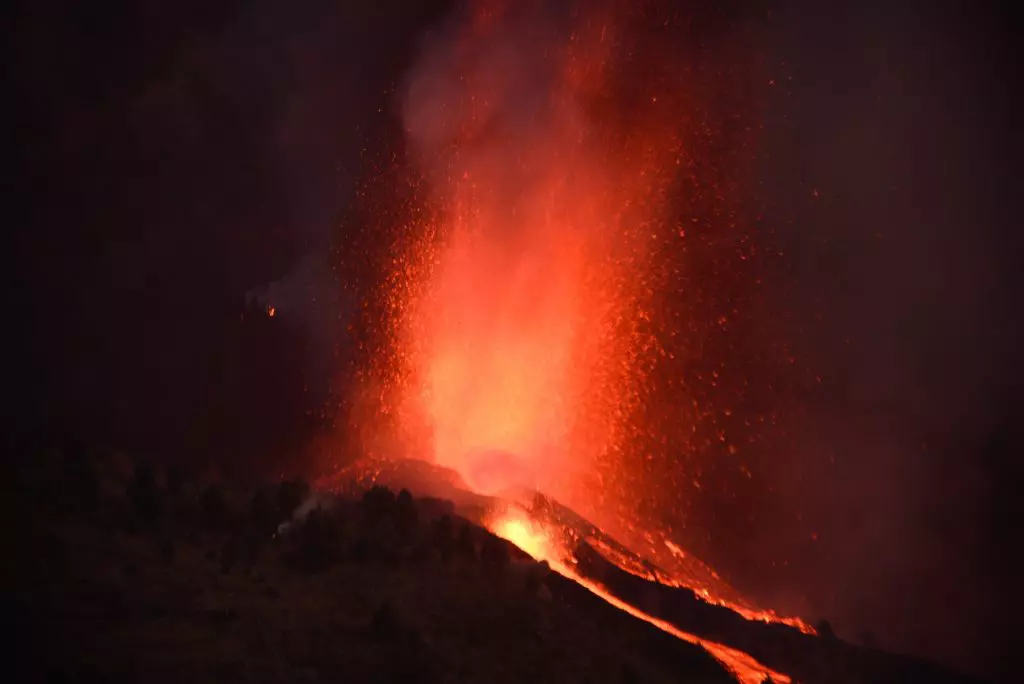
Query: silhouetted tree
[
  {"left": 361, "top": 485, "right": 396, "bottom": 522},
  {"left": 293, "top": 506, "right": 341, "bottom": 572},
  {"left": 201, "top": 483, "right": 226, "bottom": 528},
  {"left": 816, "top": 619, "right": 836, "bottom": 639},
  {"left": 129, "top": 459, "right": 162, "bottom": 522},
  {"left": 371, "top": 598, "right": 403, "bottom": 641},
  {"left": 433, "top": 515, "right": 454, "bottom": 561},
  {"left": 481, "top": 534, "right": 509, "bottom": 571},
  {"left": 456, "top": 523, "right": 476, "bottom": 559},
  {"left": 395, "top": 488, "right": 418, "bottom": 533}
]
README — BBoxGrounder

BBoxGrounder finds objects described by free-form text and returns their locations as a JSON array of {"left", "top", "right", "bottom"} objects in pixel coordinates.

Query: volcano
[
  {"left": 4, "top": 429, "right": 990, "bottom": 683},
  {"left": 321, "top": 457, "right": 983, "bottom": 684},
  {"left": 319, "top": 455, "right": 808, "bottom": 628}
]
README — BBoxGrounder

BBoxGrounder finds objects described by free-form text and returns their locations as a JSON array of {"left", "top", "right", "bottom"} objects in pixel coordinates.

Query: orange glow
[
  {"left": 489, "top": 510, "right": 789, "bottom": 684},
  {"left": 380, "top": 0, "right": 680, "bottom": 513},
  {"left": 346, "top": 0, "right": 810, "bottom": 678},
  {"left": 491, "top": 515, "right": 554, "bottom": 561},
  {"left": 563, "top": 568, "right": 792, "bottom": 684},
  {"left": 267, "top": 306, "right": 276, "bottom": 318},
  {"left": 587, "top": 534, "right": 815, "bottom": 634}
]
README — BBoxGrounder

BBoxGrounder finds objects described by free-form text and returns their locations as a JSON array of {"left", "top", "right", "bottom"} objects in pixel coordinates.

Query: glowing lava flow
[
  {"left": 490, "top": 511, "right": 790, "bottom": 684},
  {"left": 587, "top": 534, "right": 815, "bottom": 634}
]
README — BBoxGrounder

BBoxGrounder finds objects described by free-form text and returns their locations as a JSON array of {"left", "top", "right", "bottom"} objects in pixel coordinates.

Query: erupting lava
[
  {"left": 491, "top": 513, "right": 556, "bottom": 562},
  {"left": 340, "top": 0, "right": 811, "bottom": 680},
  {"left": 370, "top": 0, "right": 685, "bottom": 506}
]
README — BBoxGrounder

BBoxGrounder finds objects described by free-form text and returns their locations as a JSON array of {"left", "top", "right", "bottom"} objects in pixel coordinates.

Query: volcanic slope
[
  {"left": 6, "top": 445, "right": 735, "bottom": 684},
  {"left": 6, "top": 447, "right": 987, "bottom": 684},
  {"left": 323, "top": 457, "right": 989, "bottom": 684}
]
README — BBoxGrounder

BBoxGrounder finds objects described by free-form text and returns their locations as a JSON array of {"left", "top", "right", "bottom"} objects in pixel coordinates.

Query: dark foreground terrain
[
  {"left": 3, "top": 443, "right": 735, "bottom": 684},
  {"left": 327, "top": 457, "right": 991, "bottom": 684},
  {"left": 2, "top": 443, "right": 989, "bottom": 683}
]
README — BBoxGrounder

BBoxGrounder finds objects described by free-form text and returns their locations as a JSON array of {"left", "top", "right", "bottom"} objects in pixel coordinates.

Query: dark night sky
[
  {"left": 753, "top": 2, "right": 1020, "bottom": 676},
  {"left": 6, "top": 0, "right": 1020, "bottom": 679},
  {"left": 7, "top": 0, "right": 450, "bottom": 472}
]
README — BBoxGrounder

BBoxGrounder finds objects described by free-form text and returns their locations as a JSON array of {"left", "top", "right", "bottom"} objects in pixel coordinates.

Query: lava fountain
[
  {"left": 375, "top": 0, "right": 688, "bottom": 515},
  {"left": 339, "top": 0, "right": 808, "bottom": 679}
]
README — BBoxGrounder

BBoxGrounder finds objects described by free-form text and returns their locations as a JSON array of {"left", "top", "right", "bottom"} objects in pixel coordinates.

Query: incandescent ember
[{"left": 336, "top": 0, "right": 813, "bottom": 681}]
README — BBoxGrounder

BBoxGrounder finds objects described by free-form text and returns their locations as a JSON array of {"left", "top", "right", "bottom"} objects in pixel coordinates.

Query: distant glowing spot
[{"left": 267, "top": 306, "right": 276, "bottom": 318}]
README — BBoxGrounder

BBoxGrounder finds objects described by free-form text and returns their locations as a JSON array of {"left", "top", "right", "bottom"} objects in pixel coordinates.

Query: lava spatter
[{"left": 337, "top": 0, "right": 810, "bottom": 679}]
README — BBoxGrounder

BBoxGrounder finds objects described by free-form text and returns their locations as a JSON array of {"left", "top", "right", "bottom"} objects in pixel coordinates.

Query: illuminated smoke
[
  {"left": 383, "top": 0, "right": 687, "bottom": 511},
  {"left": 343, "top": 0, "right": 780, "bottom": 567}
]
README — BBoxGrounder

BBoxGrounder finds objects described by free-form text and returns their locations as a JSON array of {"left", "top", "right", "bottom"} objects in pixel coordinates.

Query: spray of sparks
[
  {"left": 339, "top": 0, "right": 811, "bottom": 679},
  {"left": 371, "top": 0, "right": 684, "bottom": 525}
]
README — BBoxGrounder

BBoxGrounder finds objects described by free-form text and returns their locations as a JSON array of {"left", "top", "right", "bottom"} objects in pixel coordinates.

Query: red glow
[
  {"left": 343, "top": 0, "right": 811, "bottom": 677},
  {"left": 489, "top": 510, "right": 790, "bottom": 684},
  {"left": 384, "top": 0, "right": 679, "bottom": 519}
]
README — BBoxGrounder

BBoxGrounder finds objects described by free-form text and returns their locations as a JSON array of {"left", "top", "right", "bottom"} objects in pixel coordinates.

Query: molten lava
[
  {"left": 491, "top": 515, "right": 554, "bottom": 561},
  {"left": 489, "top": 510, "right": 790, "bottom": 684},
  {"left": 375, "top": 0, "right": 682, "bottom": 507}
]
